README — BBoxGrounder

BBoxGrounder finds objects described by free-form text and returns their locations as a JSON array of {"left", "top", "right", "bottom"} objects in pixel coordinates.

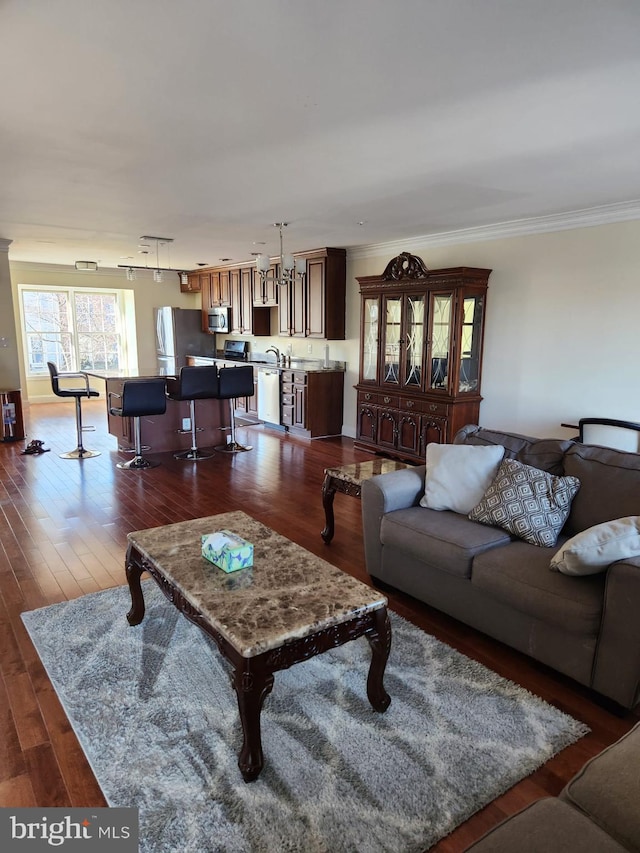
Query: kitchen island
[{"left": 87, "top": 369, "right": 229, "bottom": 454}]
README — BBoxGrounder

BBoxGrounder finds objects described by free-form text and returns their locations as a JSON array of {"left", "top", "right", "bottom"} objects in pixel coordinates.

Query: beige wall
[
  {"left": 0, "top": 239, "right": 21, "bottom": 390},
  {"left": 343, "top": 219, "right": 640, "bottom": 439},
  {"left": 9, "top": 262, "right": 203, "bottom": 402}
]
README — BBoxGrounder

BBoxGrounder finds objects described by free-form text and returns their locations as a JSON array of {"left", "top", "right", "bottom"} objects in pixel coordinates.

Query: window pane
[
  {"left": 22, "top": 287, "right": 123, "bottom": 376},
  {"left": 74, "top": 292, "right": 121, "bottom": 371},
  {"left": 22, "top": 291, "right": 74, "bottom": 372}
]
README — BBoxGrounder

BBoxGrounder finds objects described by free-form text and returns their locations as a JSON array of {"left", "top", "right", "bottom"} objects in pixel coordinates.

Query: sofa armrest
[
  {"left": 591, "top": 557, "right": 640, "bottom": 709},
  {"left": 361, "top": 466, "right": 425, "bottom": 580}
]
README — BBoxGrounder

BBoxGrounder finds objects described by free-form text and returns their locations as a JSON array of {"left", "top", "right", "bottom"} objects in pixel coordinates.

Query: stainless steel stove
[{"left": 222, "top": 340, "right": 249, "bottom": 361}]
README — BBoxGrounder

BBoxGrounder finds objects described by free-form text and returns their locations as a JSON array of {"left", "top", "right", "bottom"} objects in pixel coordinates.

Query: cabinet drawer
[
  {"left": 422, "top": 399, "right": 449, "bottom": 416},
  {"left": 281, "top": 371, "right": 294, "bottom": 383},
  {"left": 400, "top": 397, "right": 421, "bottom": 413},
  {"left": 281, "top": 407, "right": 294, "bottom": 426},
  {"left": 281, "top": 392, "right": 294, "bottom": 407},
  {"left": 293, "top": 371, "right": 307, "bottom": 385},
  {"left": 378, "top": 393, "right": 399, "bottom": 408},
  {"left": 358, "top": 390, "right": 378, "bottom": 406}
]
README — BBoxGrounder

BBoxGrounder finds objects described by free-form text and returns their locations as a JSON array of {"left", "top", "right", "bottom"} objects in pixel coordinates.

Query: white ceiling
[{"left": 2, "top": 0, "right": 640, "bottom": 270}]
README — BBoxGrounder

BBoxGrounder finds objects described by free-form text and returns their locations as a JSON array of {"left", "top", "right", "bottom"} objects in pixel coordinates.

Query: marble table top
[
  {"left": 127, "top": 510, "right": 386, "bottom": 658},
  {"left": 324, "top": 459, "right": 412, "bottom": 487}
]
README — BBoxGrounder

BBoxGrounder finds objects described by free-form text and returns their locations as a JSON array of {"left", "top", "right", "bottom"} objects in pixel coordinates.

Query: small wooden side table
[{"left": 321, "top": 459, "right": 411, "bottom": 543}]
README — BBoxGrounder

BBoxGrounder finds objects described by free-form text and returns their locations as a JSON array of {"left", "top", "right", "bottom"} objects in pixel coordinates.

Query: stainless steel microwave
[{"left": 207, "top": 307, "right": 230, "bottom": 333}]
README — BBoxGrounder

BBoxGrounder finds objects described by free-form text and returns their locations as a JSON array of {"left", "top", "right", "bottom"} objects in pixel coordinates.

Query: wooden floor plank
[{"left": 0, "top": 400, "right": 638, "bottom": 851}]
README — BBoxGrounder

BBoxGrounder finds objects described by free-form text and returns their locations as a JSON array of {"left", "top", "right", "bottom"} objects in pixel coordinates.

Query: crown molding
[
  {"left": 348, "top": 199, "right": 640, "bottom": 260},
  {"left": 8, "top": 260, "right": 156, "bottom": 277},
  {"left": 0, "top": 238, "right": 13, "bottom": 253}
]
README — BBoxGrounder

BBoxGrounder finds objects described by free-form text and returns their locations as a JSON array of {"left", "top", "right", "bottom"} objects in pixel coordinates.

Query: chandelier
[
  {"left": 117, "top": 236, "right": 189, "bottom": 285},
  {"left": 255, "top": 223, "right": 307, "bottom": 286}
]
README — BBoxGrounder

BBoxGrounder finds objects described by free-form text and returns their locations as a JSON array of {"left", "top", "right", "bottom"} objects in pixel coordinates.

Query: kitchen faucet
[{"left": 265, "top": 346, "right": 282, "bottom": 365}]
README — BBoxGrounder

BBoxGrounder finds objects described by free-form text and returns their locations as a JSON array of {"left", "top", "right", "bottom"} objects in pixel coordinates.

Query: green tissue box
[{"left": 202, "top": 530, "right": 253, "bottom": 573}]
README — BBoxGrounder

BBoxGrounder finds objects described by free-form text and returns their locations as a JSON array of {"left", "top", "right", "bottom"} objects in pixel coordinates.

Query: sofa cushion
[
  {"left": 472, "top": 540, "right": 605, "bottom": 634},
  {"left": 469, "top": 458, "right": 580, "bottom": 547},
  {"left": 419, "top": 442, "right": 505, "bottom": 514},
  {"left": 380, "top": 507, "right": 512, "bottom": 579},
  {"left": 561, "top": 722, "right": 640, "bottom": 852},
  {"left": 464, "top": 797, "right": 627, "bottom": 852},
  {"left": 454, "top": 425, "right": 573, "bottom": 475},
  {"left": 564, "top": 443, "right": 640, "bottom": 534},
  {"left": 551, "top": 516, "right": 640, "bottom": 575}
]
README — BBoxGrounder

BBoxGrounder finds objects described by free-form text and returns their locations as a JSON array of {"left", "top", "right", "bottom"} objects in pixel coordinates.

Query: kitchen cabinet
[
  {"left": 199, "top": 263, "right": 270, "bottom": 336},
  {"left": 281, "top": 369, "right": 344, "bottom": 438},
  {"left": 195, "top": 247, "right": 344, "bottom": 339},
  {"left": 277, "top": 247, "right": 346, "bottom": 340},
  {"left": 252, "top": 263, "right": 279, "bottom": 306},
  {"left": 204, "top": 270, "right": 231, "bottom": 308},
  {"left": 181, "top": 273, "right": 201, "bottom": 293},
  {"left": 355, "top": 252, "right": 490, "bottom": 463},
  {"left": 230, "top": 268, "right": 254, "bottom": 335}
]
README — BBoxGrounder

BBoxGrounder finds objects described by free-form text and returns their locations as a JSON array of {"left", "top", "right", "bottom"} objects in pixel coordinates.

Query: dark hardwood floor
[{"left": 1, "top": 399, "right": 637, "bottom": 851}]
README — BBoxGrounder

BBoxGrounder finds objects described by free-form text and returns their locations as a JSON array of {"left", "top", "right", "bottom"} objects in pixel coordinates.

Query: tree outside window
[{"left": 21, "top": 288, "right": 123, "bottom": 375}]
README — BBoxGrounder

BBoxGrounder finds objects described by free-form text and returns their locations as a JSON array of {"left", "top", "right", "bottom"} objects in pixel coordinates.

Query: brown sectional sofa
[
  {"left": 464, "top": 721, "right": 640, "bottom": 851},
  {"left": 361, "top": 425, "right": 640, "bottom": 708}
]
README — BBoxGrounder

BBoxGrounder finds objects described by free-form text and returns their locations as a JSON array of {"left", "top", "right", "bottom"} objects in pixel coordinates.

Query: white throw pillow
[
  {"left": 550, "top": 516, "right": 640, "bottom": 575},
  {"left": 419, "top": 443, "right": 505, "bottom": 514}
]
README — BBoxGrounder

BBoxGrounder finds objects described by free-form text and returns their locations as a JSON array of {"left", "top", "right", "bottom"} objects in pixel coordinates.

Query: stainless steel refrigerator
[{"left": 154, "top": 307, "right": 212, "bottom": 375}]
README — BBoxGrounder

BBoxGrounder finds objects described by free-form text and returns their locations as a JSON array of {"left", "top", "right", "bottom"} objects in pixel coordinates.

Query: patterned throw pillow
[{"left": 468, "top": 458, "right": 581, "bottom": 547}]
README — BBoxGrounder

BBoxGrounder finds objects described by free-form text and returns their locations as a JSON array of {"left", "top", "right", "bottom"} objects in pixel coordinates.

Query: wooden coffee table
[
  {"left": 321, "top": 459, "right": 411, "bottom": 543},
  {"left": 125, "top": 510, "right": 391, "bottom": 782}
]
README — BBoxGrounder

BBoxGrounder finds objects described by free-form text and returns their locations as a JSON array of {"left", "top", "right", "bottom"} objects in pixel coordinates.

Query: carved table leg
[
  {"left": 125, "top": 544, "right": 146, "bottom": 626},
  {"left": 365, "top": 606, "right": 392, "bottom": 712},
  {"left": 231, "top": 658, "right": 275, "bottom": 782},
  {"left": 321, "top": 473, "right": 337, "bottom": 544}
]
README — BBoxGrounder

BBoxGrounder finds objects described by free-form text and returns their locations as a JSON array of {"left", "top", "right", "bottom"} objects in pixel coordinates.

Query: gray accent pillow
[{"left": 469, "top": 458, "right": 581, "bottom": 547}]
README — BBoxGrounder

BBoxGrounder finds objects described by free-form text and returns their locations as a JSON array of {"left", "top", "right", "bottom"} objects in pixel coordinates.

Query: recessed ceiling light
[
  {"left": 252, "top": 241, "right": 266, "bottom": 246},
  {"left": 196, "top": 262, "right": 208, "bottom": 267},
  {"left": 219, "top": 258, "right": 232, "bottom": 262}
]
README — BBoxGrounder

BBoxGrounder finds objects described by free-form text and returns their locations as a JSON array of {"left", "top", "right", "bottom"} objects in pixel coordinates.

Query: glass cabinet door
[
  {"left": 459, "top": 294, "right": 484, "bottom": 393},
  {"left": 403, "top": 293, "right": 425, "bottom": 388},
  {"left": 382, "top": 295, "right": 402, "bottom": 384},
  {"left": 361, "top": 296, "right": 379, "bottom": 382},
  {"left": 428, "top": 292, "right": 453, "bottom": 391}
]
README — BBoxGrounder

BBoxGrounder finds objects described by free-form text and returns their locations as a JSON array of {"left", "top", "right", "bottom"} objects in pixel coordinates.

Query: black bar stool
[
  {"left": 165, "top": 366, "right": 220, "bottom": 461},
  {"left": 215, "top": 365, "right": 255, "bottom": 453},
  {"left": 47, "top": 361, "right": 101, "bottom": 459},
  {"left": 108, "top": 378, "right": 167, "bottom": 469}
]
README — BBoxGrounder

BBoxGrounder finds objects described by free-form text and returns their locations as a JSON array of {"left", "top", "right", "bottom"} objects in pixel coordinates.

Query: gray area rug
[{"left": 23, "top": 582, "right": 588, "bottom": 853}]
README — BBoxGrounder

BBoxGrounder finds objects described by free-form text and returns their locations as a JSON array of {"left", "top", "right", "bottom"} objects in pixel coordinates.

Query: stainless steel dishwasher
[{"left": 257, "top": 368, "right": 281, "bottom": 425}]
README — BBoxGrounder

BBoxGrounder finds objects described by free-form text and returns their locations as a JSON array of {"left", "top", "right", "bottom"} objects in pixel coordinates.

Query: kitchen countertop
[
  {"left": 83, "top": 368, "right": 173, "bottom": 380},
  {"left": 189, "top": 354, "right": 346, "bottom": 373}
]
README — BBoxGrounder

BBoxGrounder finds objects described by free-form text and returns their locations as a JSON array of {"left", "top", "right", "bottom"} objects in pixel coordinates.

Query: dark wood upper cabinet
[
  {"left": 278, "top": 247, "right": 346, "bottom": 340},
  {"left": 194, "top": 247, "right": 345, "bottom": 341}
]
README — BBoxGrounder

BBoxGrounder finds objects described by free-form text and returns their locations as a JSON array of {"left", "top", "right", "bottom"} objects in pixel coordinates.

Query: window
[{"left": 20, "top": 287, "right": 124, "bottom": 376}]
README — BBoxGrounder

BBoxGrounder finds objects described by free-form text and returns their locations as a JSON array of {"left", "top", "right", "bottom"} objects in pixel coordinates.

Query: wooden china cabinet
[{"left": 355, "top": 252, "right": 491, "bottom": 463}]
